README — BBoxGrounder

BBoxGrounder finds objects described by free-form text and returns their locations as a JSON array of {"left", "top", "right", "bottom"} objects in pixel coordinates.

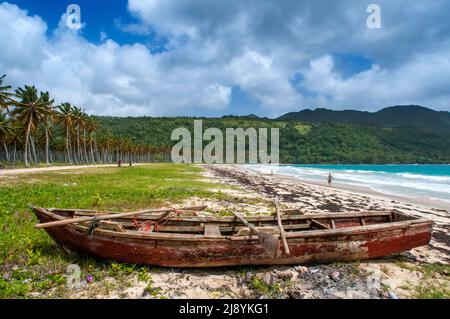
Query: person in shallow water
[{"left": 328, "top": 173, "right": 333, "bottom": 186}]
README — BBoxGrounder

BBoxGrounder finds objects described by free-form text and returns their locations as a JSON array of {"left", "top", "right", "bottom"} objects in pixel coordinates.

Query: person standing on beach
[{"left": 328, "top": 173, "right": 333, "bottom": 186}]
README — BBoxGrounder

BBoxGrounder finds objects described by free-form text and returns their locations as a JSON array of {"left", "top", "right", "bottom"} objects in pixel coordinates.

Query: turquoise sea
[{"left": 247, "top": 164, "right": 450, "bottom": 204}]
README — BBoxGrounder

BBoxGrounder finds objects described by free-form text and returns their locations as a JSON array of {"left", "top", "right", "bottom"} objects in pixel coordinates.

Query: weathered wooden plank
[
  {"left": 50, "top": 205, "right": 208, "bottom": 213},
  {"left": 360, "top": 217, "right": 366, "bottom": 226},
  {"left": 170, "top": 211, "right": 392, "bottom": 223},
  {"left": 204, "top": 224, "right": 222, "bottom": 236},
  {"left": 99, "top": 221, "right": 126, "bottom": 233},
  {"left": 74, "top": 211, "right": 393, "bottom": 224},
  {"left": 311, "top": 219, "right": 331, "bottom": 229},
  {"left": 235, "top": 226, "right": 280, "bottom": 237}
]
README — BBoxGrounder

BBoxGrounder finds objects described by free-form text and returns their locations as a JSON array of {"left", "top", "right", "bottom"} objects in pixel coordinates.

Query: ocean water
[{"left": 246, "top": 164, "right": 450, "bottom": 205}]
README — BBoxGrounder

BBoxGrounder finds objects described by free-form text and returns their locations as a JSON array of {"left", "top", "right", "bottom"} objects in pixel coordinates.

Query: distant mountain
[
  {"left": 277, "top": 105, "right": 450, "bottom": 132},
  {"left": 222, "top": 114, "right": 262, "bottom": 119}
]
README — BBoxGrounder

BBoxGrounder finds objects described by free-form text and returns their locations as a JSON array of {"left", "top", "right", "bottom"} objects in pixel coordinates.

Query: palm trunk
[
  {"left": 30, "top": 135, "right": 38, "bottom": 164},
  {"left": 83, "top": 128, "right": 88, "bottom": 163},
  {"left": 66, "top": 128, "right": 72, "bottom": 164},
  {"left": 72, "top": 134, "right": 77, "bottom": 163},
  {"left": 24, "top": 118, "right": 32, "bottom": 167},
  {"left": 89, "top": 139, "right": 95, "bottom": 163},
  {"left": 72, "top": 138, "right": 76, "bottom": 163},
  {"left": 77, "top": 126, "right": 81, "bottom": 163},
  {"left": 13, "top": 142, "right": 17, "bottom": 162},
  {"left": 94, "top": 138, "right": 99, "bottom": 162},
  {"left": 45, "top": 123, "right": 50, "bottom": 165},
  {"left": 2, "top": 139, "right": 9, "bottom": 162}
]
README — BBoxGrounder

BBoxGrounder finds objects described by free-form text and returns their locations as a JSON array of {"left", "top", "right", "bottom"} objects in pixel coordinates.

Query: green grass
[
  {"left": 420, "top": 263, "right": 450, "bottom": 279},
  {"left": 412, "top": 282, "right": 450, "bottom": 299},
  {"left": 249, "top": 276, "right": 281, "bottom": 297},
  {"left": 0, "top": 164, "right": 228, "bottom": 298},
  {"left": 391, "top": 261, "right": 450, "bottom": 299}
]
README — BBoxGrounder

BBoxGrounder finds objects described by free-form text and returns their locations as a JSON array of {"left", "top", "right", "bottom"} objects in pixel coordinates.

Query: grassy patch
[
  {"left": 0, "top": 164, "right": 228, "bottom": 298},
  {"left": 349, "top": 262, "right": 363, "bottom": 278},
  {"left": 249, "top": 276, "right": 281, "bottom": 297},
  {"left": 412, "top": 282, "right": 450, "bottom": 299},
  {"left": 419, "top": 263, "right": 450, "bottom": 279}
]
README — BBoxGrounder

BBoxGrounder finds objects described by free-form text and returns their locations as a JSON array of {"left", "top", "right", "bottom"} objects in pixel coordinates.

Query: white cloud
[
  {"left": 0, "top": 2, "right": 232, "bottom": 116},
  {"left": 0, "top": 1, "right": 449, "bottom": 117},
  {"left": 300, "top": 53, "right": 450, "bottom": 111}
]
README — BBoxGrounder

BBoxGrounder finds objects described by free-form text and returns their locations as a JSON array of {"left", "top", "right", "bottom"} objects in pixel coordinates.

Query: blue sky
[
  {"left": 11, "top": 0, "right": 153, "bottom": 45},
  {"left": 0, "top": 1, "right": 449, "bottom": 117}
]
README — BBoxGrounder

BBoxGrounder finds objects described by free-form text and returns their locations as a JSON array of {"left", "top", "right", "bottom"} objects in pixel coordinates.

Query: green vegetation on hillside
[
  {"left": 98, "top": 116, "right": 450, "bottom": 164},
  {"left": 278, "top": 105, "right": 450, "bottom": 133}
]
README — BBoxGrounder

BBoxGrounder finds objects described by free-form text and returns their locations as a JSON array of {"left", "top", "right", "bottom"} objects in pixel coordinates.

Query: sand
[{"left": 0, "top": 163, "right": 147, "bottom": 176}]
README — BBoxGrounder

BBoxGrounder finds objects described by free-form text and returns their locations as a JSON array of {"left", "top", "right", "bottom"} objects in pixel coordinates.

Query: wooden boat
[{"left": 31, "top": 206, "right": 432, "bottom": 267}]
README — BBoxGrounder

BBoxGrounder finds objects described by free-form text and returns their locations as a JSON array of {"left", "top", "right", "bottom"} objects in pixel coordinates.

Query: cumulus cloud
[
  {"left": 0, "top": 1, "right": 449, "bottom": 117},
  {"left": 125, "top": 0, "right": 450, "bottom": 113},
  {"left": 0, "top": 2, "right": 233, "bottom": 116}
]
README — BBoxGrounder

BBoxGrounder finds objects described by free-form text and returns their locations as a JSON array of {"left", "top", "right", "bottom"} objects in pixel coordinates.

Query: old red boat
[{"left": 31, "top": 206, "right": 432, "bottom": 267}]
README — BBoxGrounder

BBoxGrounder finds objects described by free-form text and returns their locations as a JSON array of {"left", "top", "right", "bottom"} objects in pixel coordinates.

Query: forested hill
[
  {"left": 97, "top": 106, "right": 450, "bottom": 164},
  {"left": 277, "top": 105, "right": 450, "bottom": 133}
]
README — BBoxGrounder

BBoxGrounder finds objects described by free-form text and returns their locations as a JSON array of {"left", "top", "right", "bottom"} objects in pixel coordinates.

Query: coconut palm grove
[{"left": 0, "top": 75, "right": 171, "bottom": 167}]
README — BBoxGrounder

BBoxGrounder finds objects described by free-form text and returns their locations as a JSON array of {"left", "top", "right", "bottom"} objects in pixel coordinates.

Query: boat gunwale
[
  {"left": 47, "top": 207, "right": 402, "bottom": 222},
  {"left": 33, "top": 207, "right": 433, "bottom": 242}
]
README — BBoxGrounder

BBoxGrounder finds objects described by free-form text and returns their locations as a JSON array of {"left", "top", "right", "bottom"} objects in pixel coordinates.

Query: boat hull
[{"left": 33, "top": 208, "right": 432, "bottom": 267}]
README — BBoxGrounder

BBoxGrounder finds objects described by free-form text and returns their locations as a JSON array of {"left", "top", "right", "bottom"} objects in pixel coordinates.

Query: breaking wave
[{"left": 245, "top": 164, "right": 450, "bottom": 204}]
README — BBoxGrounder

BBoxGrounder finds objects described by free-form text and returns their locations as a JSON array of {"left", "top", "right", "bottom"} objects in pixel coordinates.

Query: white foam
[{"left": 246, "top": 164, "right": 450, "bottom": 204}]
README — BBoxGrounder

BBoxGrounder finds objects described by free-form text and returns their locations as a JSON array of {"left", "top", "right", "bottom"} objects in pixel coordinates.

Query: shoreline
[
  {"left": 270, "top": 173, "right": 450, "bottom": 212},
  {"left": 240, "top": 165, "right": 450, "bottom": 212}
]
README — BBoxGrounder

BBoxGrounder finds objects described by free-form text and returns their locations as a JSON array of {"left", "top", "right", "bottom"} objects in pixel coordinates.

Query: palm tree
[
  {"left": 122, "top": 137, "right": 133, "bottom": 164},
  {"left": 0, "top": 74, "right": 14, "bottom": 113},
  {"left": 71, "top": 106, "right": 85, "bottom": 163},
  {"left": 57, "top": 103, "right": 75, "bottom": 164},
  {"left": 40, "top": 91, "right": 55, "bottom": 165},
  {"left": 11, "top": 86, "right": 51, "bottom": 166},
  {"left": 80, "top": 111, "right": 89, "bottom": 163},
  {"left": 86, "top": 116, "right": 99, "bottom": 163},
  {"left": 7, "top": 125, "right": 22, "bottom": 163},
  {"left": 0, "top": 112, "right": 12, "bottom": 162},
  {"left": 99, "top": 132, "right": 114, "bottom": 163}
]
